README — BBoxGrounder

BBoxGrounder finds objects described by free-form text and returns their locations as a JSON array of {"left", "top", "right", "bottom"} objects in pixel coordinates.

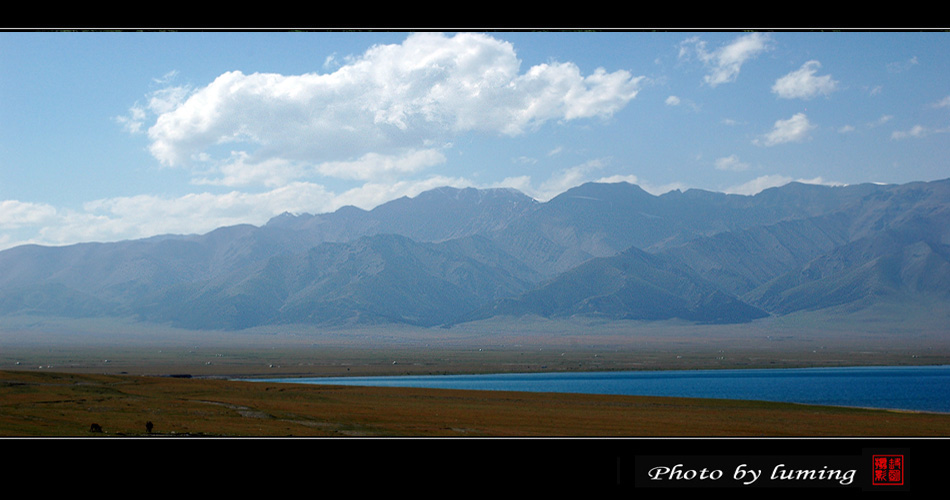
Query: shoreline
[
  {"left": 240, "top": 364, "right": 950, "bottom": 416},
  {"left": 4, "top": 368, "right": 950, "bottom": 437}
]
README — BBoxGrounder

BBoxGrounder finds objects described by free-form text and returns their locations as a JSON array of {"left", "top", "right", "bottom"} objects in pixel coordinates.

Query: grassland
[
  {"left": 3, "top": 369, "right": 950, "bottom": 437},
  {"left": 1, "top": 312, "right": 949, "bottom": 437}
]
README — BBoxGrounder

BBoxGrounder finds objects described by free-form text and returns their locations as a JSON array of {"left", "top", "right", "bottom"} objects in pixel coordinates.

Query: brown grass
[{"left": 2, "top": 369, "right": 948, "bottom": 437}]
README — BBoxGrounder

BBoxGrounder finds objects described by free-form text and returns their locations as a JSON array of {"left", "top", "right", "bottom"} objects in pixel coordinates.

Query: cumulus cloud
[
  {"left": 0, "top": 200, "right": 58, "bottom": 229},
  {"left": 772, "top": 60, "right": 839, "bottom": 99},
  {"left": 665, "top": 95, "right": 681, "bottom": 106},
  {"left": 134, "top": 32, "right": 643, "bottom": 186},
  {"left": 50, "top": 33, "right": 651, "bottom": 251},
  {"left": 755, "top": 113, "right": 815, "bottom": 146},
  {"left": 714, "top": 154, "right": 750, "bottom": 171},
  {"left": 679, "top": 33, "right": 771, "bottom": 87}
]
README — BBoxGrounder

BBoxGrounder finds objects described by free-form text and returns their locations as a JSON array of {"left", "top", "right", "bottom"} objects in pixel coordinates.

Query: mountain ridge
[{"left": 2, "top": 178, "right": 948, "bottom": 330}]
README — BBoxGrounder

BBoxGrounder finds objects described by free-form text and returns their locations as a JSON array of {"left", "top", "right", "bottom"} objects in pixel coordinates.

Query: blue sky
[{"left": 1, "top": 31, "right": 948, "bottom": 250}]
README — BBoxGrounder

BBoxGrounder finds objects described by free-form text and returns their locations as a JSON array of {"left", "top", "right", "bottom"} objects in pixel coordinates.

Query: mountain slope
[
  {"left": 136, "top": 233, "right": 539, "bottom": 329},
  {"left": 1, "top": 178, "right": 948, "bottom": 329},
  {"left": 471, "top": 245, "right": 768, "bottom": 324}
]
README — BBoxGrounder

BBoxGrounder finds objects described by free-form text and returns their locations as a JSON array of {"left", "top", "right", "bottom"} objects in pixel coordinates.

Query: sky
[{"left": 1, "top": 31, "right": 948, "bottom": 250}]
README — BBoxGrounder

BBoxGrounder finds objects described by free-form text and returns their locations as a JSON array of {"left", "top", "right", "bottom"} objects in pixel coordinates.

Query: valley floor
[
  {"left": 3, "top": 369, "right": 950, "bottom": 437},
  {"left": 2, "top": 314, "right": 949, "bottom": 437}
]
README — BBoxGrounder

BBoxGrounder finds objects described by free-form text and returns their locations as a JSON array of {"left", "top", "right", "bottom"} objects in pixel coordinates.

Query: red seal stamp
[{"left": 872, "top": 455, "right": 903, "bottom": 486}]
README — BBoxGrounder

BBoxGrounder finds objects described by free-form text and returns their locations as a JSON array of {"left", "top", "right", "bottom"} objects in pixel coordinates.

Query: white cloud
[
  {"left": 725, "top": 175, "right": 844, "bottom": 195},
  {"left": 890, "top": 124, "right": 949, "bottom": 139},
  {"left": 491, "top": 158, "right": 619, "bottom": 201},
  {"left": 4, "top": 177, "right": 486, "bottom": 249},
  {"left": 887, "top": 56, "right": 918, "bottom": 73},
  {"left": 191, "top": 153, "right": 308, "bottom": 188},
  {"left": 513, "top": 156, "right": 538, "bottom": 165},
  {"left": 69, "top": 33, "right": 650, "bottom": 250},
  {"left": 118, "top": 76, "right": 191, "bottom": 135},
  {"left": 595, "top": 174, "right": 639, "bottom": 185},
  {"left": 115, "top": 106, "right": 147, "bottom": 134},
  {"left": 755, "top": 113, "right": 815, "bottom": 146},
  {"left": 679, "top": 33, "right": 771, "bottom": 87},
  {"left": 492, "top": 175, "right": 534, "bottom": 194},
  {"left": 335, "top": 175, "right": 474, "bottom": 210},
  {"left": 533, "top": 159, "right": 609, "bottom": 201},
  {"left": 838, "top": 125, "right": 855, "bottom": 133},
  {"left": 137, "top": 32, "right": 643, "bottom": 186},
  {"left": 73, "top": 183, "right": 337, "bottom": 241},
  {"left": 797, "top": 177, "right": 846, "bottom": 187},
  {"left": 665, "top": 95, "right": 681, "bottom": 106},
  {"left": 315, "top": 149, "right": 446, "bottom": 181},
  {"left": 867, "top": 115, "right": 893, "bottom": 128},
  {"left": 586, "top": 174, "right": 682, "bottom": 196},
  {"left": 725, "top": 175, "right": 791, "bottom": 195},
  {"left": 772, "top": 60, "right": 839, "bottom": 99},
  {"left": 714, "top": 154, "right": 750, "bottom": 171},
  {"left": 932, "top": 96, "right": 950, "bottom": 109},
  {"left": 644, "top": 181, "right": 689, "bottom": 195},
  {"left": 322, "top": 53, "right": 338, "bottom": 71},
  {"left": 891, "top": 125, "right": 926, "bottom": 139},
  {"left": 0, "top": 200, "right": 58, "bottom": 229},
  {"left": 0, "top": 164, "right": 682, "bottom": 250}
]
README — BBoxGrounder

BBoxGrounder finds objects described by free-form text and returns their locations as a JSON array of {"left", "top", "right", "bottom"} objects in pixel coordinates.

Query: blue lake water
[{"left": 252, "top": 365, "right": 950, "bottom": 413}]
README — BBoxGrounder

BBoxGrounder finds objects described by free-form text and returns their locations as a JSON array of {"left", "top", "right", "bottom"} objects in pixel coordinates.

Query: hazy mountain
[
  {"left": 741, "top": 185, "right": 950, "bottom": 314},
  {"left": 136, "top": 233, "right": 540, "bottom": 329},
  {"left": 1, "top": 178, "right": 948, "bottom": 329},
  {"left": 469, "top": 245, "right": 768, "bottom": 324},
  {"left": 264, "top": 186, "right": 539, "bottom": 244}
]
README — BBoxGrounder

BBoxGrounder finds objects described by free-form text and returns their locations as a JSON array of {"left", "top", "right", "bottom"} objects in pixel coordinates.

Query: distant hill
[
  {"left": 1, "top": 178, "right": 948, "bottom": 329},
  {"left": 469, "top": 245, "right": 768, "bottom": 324}
]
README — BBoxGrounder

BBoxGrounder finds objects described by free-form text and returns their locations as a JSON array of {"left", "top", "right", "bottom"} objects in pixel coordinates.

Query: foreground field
[
  {"left": 2, "top": 313, "right": 949, "bottom": 436},
  {"left": 2, "top": 369, "right": 949, "bottom": 437}
]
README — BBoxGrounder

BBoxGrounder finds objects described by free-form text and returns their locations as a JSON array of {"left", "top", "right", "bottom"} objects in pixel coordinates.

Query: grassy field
[{"left": 1, "top": 312, "right": 948, "bottom": 437}]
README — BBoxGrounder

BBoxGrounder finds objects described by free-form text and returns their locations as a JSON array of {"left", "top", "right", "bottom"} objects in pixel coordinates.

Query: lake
[{"left": 252, "top": 365, "right": 950, "bottom": 413}]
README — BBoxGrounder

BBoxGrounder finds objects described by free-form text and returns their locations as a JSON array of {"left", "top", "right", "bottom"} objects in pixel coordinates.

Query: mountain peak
[{"left": 549, "top": 181, "right": 653, "bottom": 207}]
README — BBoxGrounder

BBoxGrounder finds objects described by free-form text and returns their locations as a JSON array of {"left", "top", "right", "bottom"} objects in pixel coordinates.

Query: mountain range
[{"left": 1, "top": 178, "right": 948, "bottom": 330}]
